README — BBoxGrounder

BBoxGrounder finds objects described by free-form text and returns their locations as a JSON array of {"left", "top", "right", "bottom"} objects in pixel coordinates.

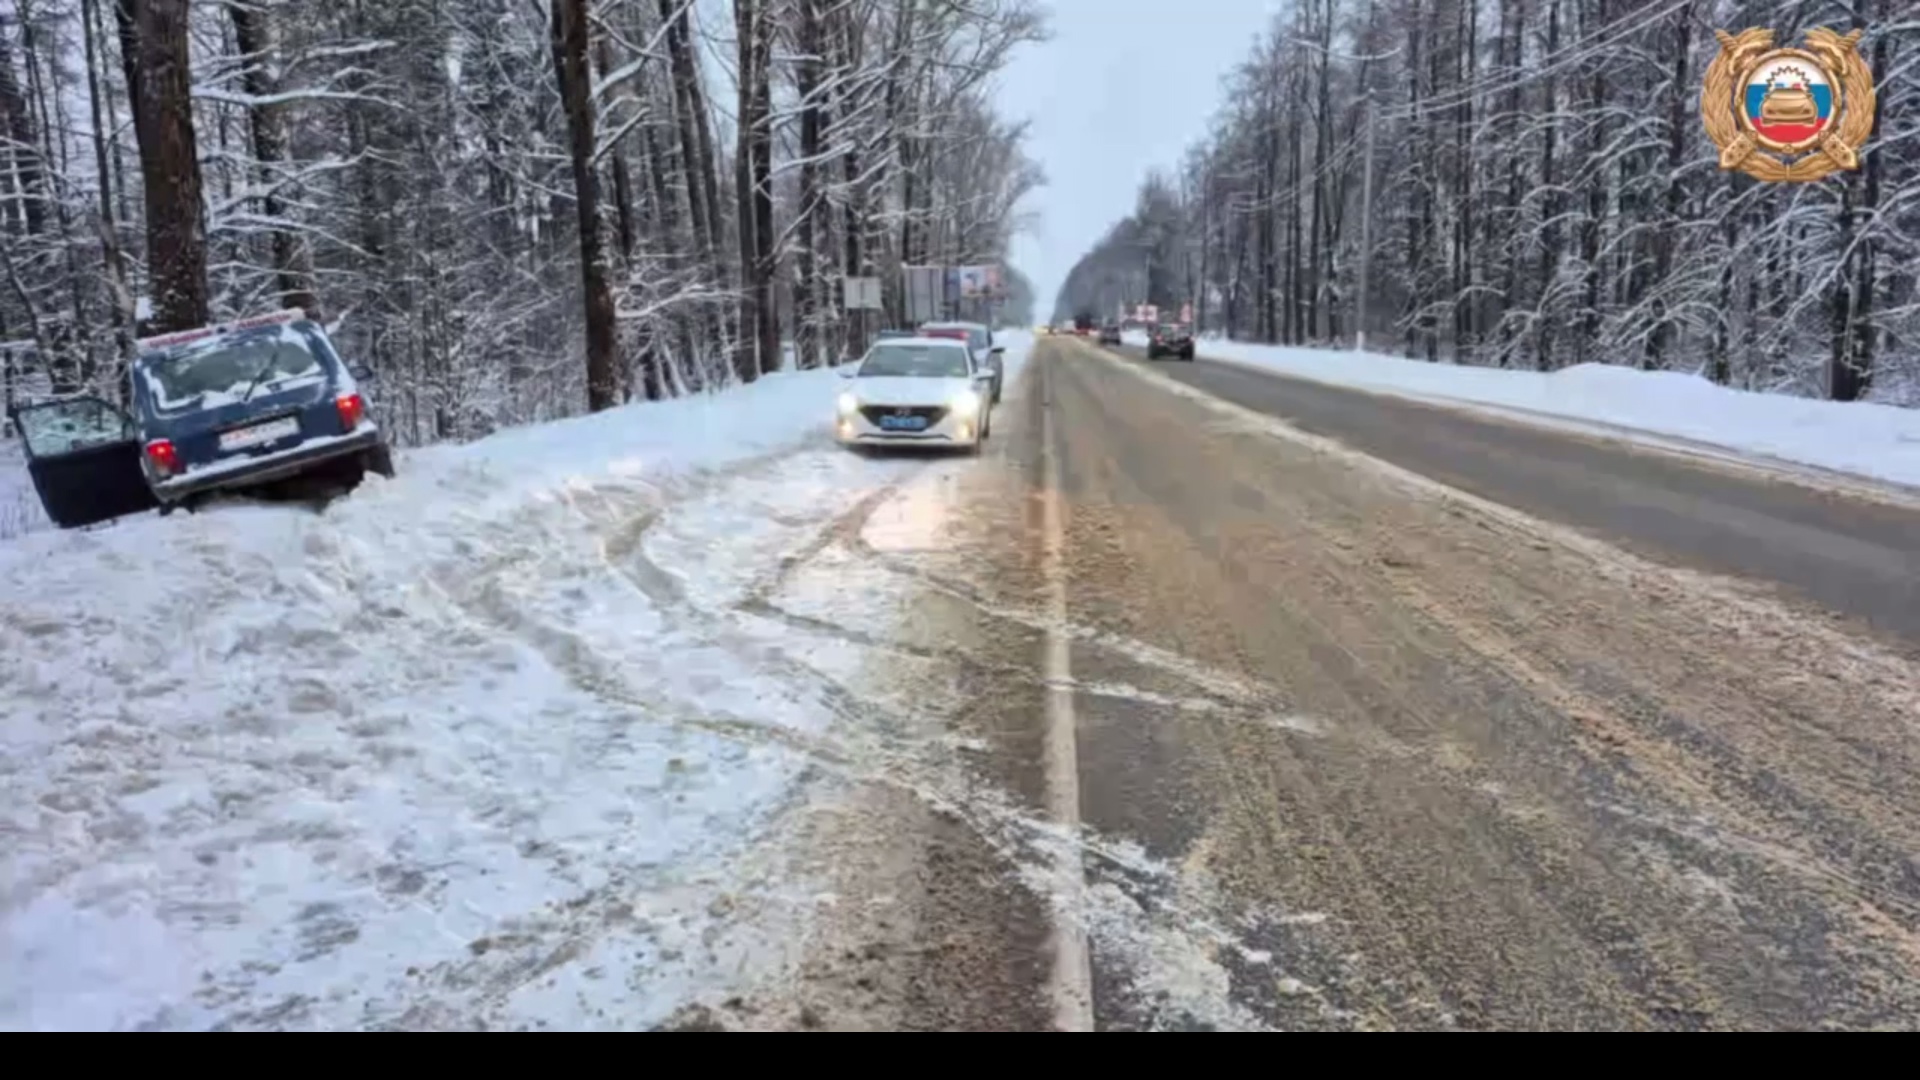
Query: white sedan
[{"left": 835, "top": 337, "right": 995, "bottom": 453}]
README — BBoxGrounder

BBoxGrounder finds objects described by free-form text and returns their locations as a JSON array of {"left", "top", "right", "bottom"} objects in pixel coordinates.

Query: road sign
[
  {"left": 903, "top": 265, "right": 942, "bottom": 324},
  {"left": 843, "top": 276, "right": 882, "bottom": 310}
]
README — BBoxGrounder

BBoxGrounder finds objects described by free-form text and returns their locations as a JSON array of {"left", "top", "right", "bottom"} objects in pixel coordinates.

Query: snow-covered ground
[
  {"left": 1118, "top": 331, "right": 1920, "bottom": 490},
  {"left": 0, "top": 335, "right": 1032, "bottom": 1031},
  {"left": 0, "top": 442, "right": 49, "bottom": 540}
]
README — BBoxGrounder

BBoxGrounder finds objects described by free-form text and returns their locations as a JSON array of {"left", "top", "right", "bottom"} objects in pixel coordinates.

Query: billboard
[{"left": 958, "top": 265, "right": 1003, "bottom": 298}]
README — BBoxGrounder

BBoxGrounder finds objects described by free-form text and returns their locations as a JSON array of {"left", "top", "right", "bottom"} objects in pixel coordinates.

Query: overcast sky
[{"left": 994, "top": 0, "right": 1286, "bottom": 313}]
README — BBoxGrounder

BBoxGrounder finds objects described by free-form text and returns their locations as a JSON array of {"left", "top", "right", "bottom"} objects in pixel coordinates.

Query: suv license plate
[
  {"left": 219, "top": 416, "right": 301, "bottom": 451},
  {"left": 879, "top": 415, "right": 927, "bottom": 431}
]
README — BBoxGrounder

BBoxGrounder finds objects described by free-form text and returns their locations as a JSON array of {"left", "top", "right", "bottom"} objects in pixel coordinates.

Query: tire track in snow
[{"left": 423, "top": 440, "right": 1295, "bottom": 1028}]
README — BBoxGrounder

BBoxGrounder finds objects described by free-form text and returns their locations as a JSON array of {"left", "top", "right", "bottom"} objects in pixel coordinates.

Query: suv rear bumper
[{"left": 153, "top": 428, "right": 387, "bottom": 501}]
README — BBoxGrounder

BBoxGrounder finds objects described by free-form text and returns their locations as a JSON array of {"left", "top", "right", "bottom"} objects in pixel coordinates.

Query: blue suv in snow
[{"left": 8, "top": 309, "right": 394, "bottom": 529}]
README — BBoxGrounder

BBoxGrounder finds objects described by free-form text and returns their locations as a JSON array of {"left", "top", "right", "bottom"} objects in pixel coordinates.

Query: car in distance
[
  {"left": 9, "top": 308, "right": 394, "bottom": 528},
  {"left": 835, "top": 337, "right": 995, "bottom": 454},
  {"left": 1097, "top": 324, "right": 1122, "bottom": 346},
  {"left": 1145, "top": 322, "right": 1196, "bottom": 361}
]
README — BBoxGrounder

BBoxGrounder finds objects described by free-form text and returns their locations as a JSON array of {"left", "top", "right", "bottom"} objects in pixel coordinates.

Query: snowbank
[
  {"left": 1188, "top": 339, "right": 1920, "bottom": 490},
  {"left": 0, "top": 334, "right": 1032, "bottom": 1031},
  {"left": 0, "top": 442, "right": 48, "bottom": 541}
]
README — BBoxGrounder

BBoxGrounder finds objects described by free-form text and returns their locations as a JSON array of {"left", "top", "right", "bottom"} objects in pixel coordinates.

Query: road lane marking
[{"left": 1040, "top": 350, "right": 1095, "bottom": 1032}]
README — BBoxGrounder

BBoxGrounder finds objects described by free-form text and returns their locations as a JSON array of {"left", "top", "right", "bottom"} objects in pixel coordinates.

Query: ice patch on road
[
  {"left": 1263, "top": 714, "right": 1330, "bottom": 737},
  {"left": 1014, "top": 829, "right": 1278, "bottom": 1031}
]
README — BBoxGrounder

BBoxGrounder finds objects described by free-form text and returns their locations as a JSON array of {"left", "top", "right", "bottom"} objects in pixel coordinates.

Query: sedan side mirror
[
  {"left": 973, "top": 370, "right": 996, "bottom": 384},
  {"left": 988, "top": 345, "right": 1005, "bottom": 355},
  {"left": 838, "top": 364, "right": 857, "bottom": 377},
  {"left": 349, "top": 364, "right": 376, "bottom": 381}
]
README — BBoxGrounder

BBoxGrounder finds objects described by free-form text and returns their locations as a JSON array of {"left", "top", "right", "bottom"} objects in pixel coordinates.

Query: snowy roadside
[
  {"left": 0, "top": 335, "right": 1032, "bottom": 1031},
  {"left": 1118, "top": 331, "right": 1920, "bottom": 491},
  {"left": 0, "top": 442, "right": 49, "bottom": 541}
]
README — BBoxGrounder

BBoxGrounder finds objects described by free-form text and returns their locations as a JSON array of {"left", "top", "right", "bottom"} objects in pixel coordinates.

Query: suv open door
[{"left": 9, "top": 396, "right": 159, "bottom": 529}]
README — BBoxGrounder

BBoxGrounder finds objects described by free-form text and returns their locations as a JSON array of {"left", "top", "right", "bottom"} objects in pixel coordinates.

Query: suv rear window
[{"left": 138, "top": 329, "right": 329, "bottom": 415}]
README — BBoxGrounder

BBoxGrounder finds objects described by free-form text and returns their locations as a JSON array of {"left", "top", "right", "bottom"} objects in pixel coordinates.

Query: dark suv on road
[
  {"left": 1146, "top": 323, "right": 1195, "bottom": 361},
  {"left": 9, "top": 309, "right": 395, "bottom": 529}
]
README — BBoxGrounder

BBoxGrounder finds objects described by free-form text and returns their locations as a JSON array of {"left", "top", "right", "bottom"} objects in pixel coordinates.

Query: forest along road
[{"left": 867, "top": 334, "right": 1920, "bottom": 1030}]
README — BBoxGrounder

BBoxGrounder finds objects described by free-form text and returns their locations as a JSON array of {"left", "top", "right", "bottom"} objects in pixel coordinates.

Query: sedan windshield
[{"left": 859, "top": 343, "right": 970, "bottom": 378}]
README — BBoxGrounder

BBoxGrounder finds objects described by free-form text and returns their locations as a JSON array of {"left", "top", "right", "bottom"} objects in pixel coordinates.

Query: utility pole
[{"left": 1356, "top": 94, "right": 1374, "bottom": 353}]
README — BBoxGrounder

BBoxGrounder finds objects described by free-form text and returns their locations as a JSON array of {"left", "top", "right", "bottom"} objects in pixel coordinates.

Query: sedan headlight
[
  {"left": 950, "top": 389, "right": 982, "bottom": 415},
  {"left": 837, "top": 391, "right": 859, "bottom": 414}
]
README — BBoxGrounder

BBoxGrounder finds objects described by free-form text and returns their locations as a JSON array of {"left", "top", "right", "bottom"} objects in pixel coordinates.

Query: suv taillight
[
  {"left": 336, "top": 393, "right": 366, "bottom": 430},
  {"left": 145, "top": 439, "right": 179, "bottom": 477}
]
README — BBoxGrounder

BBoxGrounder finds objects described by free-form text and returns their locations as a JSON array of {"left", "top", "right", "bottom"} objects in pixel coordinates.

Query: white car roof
[{"left": 920, "top": 321, "right": 986, "bottom": 330}]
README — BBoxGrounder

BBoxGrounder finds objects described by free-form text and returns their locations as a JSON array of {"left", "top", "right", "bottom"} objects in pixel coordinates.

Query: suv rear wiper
[{"left": 238, "top": 353, "right": 283, "bottom": 404}]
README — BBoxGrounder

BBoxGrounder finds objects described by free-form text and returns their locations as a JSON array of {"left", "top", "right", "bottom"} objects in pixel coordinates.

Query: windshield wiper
[{"left": 238, "top": 353, "right": 283, "bottom": 404}]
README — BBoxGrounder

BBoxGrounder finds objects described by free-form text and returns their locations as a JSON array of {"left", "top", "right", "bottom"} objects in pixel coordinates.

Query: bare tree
[
  {"left": 1056, "top": 0, "right": 1920, "bottom": 407},
  {"left": 549, "top": 0, "right": 617, "bottom": 411},
  {"left": 0, "top": 0, "right": 1046, "bottom": 454},
  {"left": 125, "top": 0, "right": 209, "bottom": 334}
]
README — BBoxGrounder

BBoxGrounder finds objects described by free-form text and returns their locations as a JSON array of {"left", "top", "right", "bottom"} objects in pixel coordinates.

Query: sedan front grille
[{"left": 859, "top": 404, "right": 949, "bottom": 426}]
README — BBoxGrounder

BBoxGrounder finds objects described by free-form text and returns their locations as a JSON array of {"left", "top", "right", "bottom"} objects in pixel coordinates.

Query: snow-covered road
[{"left": 0, "top": 337, "right": 1032, "bottom": 1031}]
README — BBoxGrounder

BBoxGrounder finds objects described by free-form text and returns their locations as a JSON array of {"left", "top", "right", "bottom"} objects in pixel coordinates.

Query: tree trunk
[
  {"left": 128, "top": 0, "right": 210, "bottom": 335},
  {"left": 1451, "top": 0, "right": 1476, "bottom": 362},
  {"left": 1644, "top": 2, "right": 1692, "bottom": 370},
  {"left": 1534, "top": 0, "right": 1561, "bottom": 370},
  {"left": 834, "top": 0, "right": 867, "bottom": 359},
  {"left": 549, "top": 0, "right": 618, "bottom": 411},
  {"left": 658, "top": 0, "right": 711, "bottom": 262},
  {"left": 0, "top": 10, "right": 48, "bottom": 236},
  {"left": 80, "top": 0, "right": 132, "bottom": 361},
  {"left": 733, "top": 0, "right": 761, "bottom": 381},
  {"left": 1286, "top": 73, "right": 1303, "bottom": 344},
  {"left": 792, "top": 0, "right": 823, "bottom": 370},
  {"left": 593, "top": 36, "right": 638, "bottom": 270},
  {"left": 656, "top": 0, "right": 725, "bottom": 369},
  {"left": 1829, "top": 0, "right": 1887, "bottom": 402},
  {"left": 748, "top": 3, "right": 777, "bottom": 375},
  {"left": 228, "top": 0, "right": 319, "bottom": 316}
]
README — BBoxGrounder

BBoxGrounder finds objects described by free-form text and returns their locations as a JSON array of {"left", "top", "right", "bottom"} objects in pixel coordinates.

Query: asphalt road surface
[
  {"left": 718, "top": 335, "right": 1920, "bottom": 1031},
  {"left": 1108, "top": 342, "right": 1920, "bottom": 645}
]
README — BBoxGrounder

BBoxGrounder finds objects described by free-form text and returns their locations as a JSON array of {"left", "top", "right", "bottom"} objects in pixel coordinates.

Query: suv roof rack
[{"left": 137, "top": 307, "right": 308, "bottom": 352}]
